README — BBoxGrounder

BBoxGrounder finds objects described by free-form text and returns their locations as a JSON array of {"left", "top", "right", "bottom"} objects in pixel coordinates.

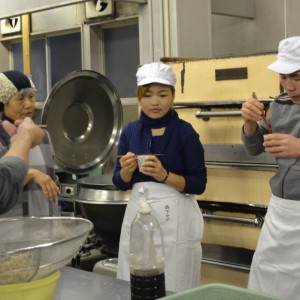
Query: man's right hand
[
  {"left": 241, "top": 93, "right": 264, "bottom": 135},
  {"left": 3, "top": 117, "right": 45, "bottom": 148}
]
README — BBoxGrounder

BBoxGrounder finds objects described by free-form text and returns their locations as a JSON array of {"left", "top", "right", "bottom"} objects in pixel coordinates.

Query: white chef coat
[{"left": 117, "top": 181, "right": 203, "bottom": 293}]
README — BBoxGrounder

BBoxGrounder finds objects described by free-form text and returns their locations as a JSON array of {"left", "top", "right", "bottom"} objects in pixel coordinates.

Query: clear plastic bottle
[{"left": 129, "top": 202, "right": 166, "bottom": 300}]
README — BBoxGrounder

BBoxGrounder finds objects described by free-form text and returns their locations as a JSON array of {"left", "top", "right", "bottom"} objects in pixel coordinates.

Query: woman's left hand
[
  {"left": 141, "top": 155, "right": 168, "bottom": 182},
  {"left": 25, "top": 169, "right": 60, "bottom": 200}
]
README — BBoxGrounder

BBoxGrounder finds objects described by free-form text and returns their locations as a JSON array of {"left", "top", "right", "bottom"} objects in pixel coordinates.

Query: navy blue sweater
[{"left": 113, "top": 112, "right": 207, "bottom": 195}]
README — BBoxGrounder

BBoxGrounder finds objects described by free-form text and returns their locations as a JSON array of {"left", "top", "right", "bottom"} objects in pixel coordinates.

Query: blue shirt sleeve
[
  {"left": 179, "top": 123, "right": 206, "bottom": 194},
  {"left": 112, "top": 125, "right": 133, "bottom": 191}
]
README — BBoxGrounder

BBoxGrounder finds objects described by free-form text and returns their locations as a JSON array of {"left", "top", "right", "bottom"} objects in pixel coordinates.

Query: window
[
  {"left": 11, "top": 23, "right": 139, "bottom": 101},
  {"left": 12, "top": 32, "right": 81, "bottom": 102},
  {"left": 103, "top": 23, "right": 139, "bottom": 98},
  {"left": 48, "top": 33, "right": 81, "bottom": 89}
]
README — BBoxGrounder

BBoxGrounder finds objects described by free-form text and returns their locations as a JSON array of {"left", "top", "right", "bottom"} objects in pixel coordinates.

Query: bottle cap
[{"left": 138, "top": 202, "right": 151, "bottom": 214}]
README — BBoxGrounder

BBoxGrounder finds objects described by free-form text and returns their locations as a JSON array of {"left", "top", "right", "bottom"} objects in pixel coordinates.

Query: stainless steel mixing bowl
[{"left": 0, "top": 216, "right": 93, "bottom": 284}]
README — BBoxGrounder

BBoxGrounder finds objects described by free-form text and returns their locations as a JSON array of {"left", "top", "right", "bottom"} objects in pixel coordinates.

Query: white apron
[
  {"left": 0, "top": 145, "right": 59, "bottom": 218},
  {"left": 117, "top": 182, "right": 203, "bottom": 293},
  {"left": 248, "top": 194, "right": 300, "bottom": 300}
]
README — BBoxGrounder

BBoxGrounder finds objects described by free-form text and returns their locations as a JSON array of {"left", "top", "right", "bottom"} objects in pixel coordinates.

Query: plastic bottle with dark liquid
[{"left": 130, "top": 202, "right": 166, "bottom": 300}]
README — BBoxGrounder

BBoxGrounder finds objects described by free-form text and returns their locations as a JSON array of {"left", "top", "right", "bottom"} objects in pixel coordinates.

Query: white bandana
[{"left": 0, "top": 73, "right": 18, "bottom": 104}]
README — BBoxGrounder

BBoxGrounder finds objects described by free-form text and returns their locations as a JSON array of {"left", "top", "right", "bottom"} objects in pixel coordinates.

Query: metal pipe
[
  {"left": 203, "top": 213, "right": 264, "bottom": 227},
  {"left": 201, "top": 259, "right": 250, "bottom": 272},
  {"left": 173, "top": 99, "right": 273, "bottom": 109},
  {"left": 163, "top": 0, "right": 171, "bottom": 57},
  {"left": 205, "top": 161, "right": 277, "bottom": 171},
  {"left": 195, "top": 110, "right": 242, "bottom": 118}
]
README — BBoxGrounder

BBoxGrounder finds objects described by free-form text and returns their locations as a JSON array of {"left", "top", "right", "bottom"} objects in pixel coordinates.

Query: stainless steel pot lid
[{"left": 41, "top": 70, "right": 123, "bottom": 174}]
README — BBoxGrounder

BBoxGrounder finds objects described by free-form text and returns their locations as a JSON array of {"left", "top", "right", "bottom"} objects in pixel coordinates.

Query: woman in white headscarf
[{"left": 0, "top": 70, "right": 60, "bottom": 217}]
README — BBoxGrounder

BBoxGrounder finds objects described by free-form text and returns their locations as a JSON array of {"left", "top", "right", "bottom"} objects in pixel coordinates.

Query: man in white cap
[{"left": 241, "top": 36, "right": 300, "bottom": 300}]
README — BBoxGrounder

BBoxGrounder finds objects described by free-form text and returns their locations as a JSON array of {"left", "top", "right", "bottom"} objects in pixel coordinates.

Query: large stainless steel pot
[
  {"left": 41, "top": 70, "right": 131, "bottom": 257},
  {"left": 74, "top": 174, "right": 130, "bottom": 256}
]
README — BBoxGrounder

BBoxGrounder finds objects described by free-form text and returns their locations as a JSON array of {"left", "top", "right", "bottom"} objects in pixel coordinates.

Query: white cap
[
  {"left": 138, "top": 202, "right": 151, "bottom": 214},
  {"left": 136, "top": 62, "right": 177, "bottom": 86},
  {"left": 268, "top": 36, "right": 300, "bottom": 74}
]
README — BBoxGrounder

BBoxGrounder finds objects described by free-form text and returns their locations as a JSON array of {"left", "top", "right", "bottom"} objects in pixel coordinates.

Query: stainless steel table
[{"left": 54, "top": 267, "right": 131, "bottom": 300}]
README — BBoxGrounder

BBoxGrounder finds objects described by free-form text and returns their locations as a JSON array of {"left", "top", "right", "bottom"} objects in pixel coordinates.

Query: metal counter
[{"left": 54, "top": 267, "right": 131, "bottom": 300}]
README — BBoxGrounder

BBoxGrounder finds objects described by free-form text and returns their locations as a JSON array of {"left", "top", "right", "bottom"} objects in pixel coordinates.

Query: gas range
[{"left": 70, "top": 232, "right": 115, "bottom": 272}]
